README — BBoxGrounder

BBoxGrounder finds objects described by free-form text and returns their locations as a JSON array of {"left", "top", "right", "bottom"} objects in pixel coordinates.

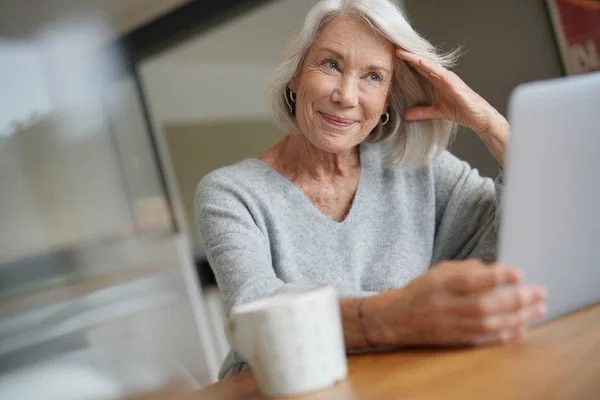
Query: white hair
[{"left": 268, "top": 0, "right": 460, "bottom": 167}]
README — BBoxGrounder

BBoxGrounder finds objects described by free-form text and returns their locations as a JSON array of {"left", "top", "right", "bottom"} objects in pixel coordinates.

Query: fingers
[
  {"left": 403, "top": 106, "right": 443, "bottom": 121},
  {"left": 445, "top": 262, "right": 522, "bottom": 295},
  {"left": 452, "top": 285, "right": 547, "bottom": 317},
  {"left": 468, "top": 327, "right": 525, "bottom": 346},
  {"left": 396, "top": 48, "right": 443, "bottom": 72},
  {"left": 396, "top": 48, "right": 452, "bottom": 89},
  {"left": 452, "top": 303, "right": 547, "bottom": 335},
  {"left": 432, "top": 305, "right": 543, "bottom": 347}
]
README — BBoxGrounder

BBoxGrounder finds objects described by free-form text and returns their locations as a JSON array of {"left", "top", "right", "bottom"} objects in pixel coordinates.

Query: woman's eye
[
  {"left": 323, "top": 60, "right": 338, "bottom": 70},
  {"left": 368, "top": 72, "right": 382, "bottom": 82}
]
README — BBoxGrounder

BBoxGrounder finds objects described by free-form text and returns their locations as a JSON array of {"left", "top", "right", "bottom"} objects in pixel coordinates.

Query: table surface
[{"left": 189, "top": 304, "right": 600, "bottom": 400}]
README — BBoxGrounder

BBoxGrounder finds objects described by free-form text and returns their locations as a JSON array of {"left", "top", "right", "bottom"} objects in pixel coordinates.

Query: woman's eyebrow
[
  {"left": 315, "top": 46, "right": 346, "bottom": 60},
  {"left": 367, "top": 65, "right": 390, "bottom": 75},
  {"left": 316, "top": 46, "right": 391, "bottom": 75}
]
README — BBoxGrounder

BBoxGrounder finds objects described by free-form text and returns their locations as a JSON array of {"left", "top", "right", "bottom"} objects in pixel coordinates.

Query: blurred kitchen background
[{"left": 1, "top": 0, "right": 592, "bottom": 398}]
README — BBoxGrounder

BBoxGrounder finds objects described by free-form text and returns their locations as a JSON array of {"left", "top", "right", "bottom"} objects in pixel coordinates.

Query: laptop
[{"left": 498, "top": 71, "right": 600, "bottom": 325}]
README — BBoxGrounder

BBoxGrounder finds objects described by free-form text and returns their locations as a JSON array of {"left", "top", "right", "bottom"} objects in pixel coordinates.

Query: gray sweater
[{"left": 195, "top": 141, "right": 502, "bottom": 378}]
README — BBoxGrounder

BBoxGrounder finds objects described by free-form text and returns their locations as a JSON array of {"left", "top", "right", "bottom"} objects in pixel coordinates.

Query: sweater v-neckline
[{"left": 251, "top": 143, "right": 367, "bottom": 227}]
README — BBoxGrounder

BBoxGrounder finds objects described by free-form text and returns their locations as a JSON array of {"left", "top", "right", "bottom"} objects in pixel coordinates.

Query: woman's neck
[{"left": 260, "top": 133, "right": 360, "bottom": 182}]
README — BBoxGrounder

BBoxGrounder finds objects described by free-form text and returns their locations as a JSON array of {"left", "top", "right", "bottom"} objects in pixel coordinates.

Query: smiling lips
[{"left": 319, "top": 112, "right": 357, "bottom": 128}]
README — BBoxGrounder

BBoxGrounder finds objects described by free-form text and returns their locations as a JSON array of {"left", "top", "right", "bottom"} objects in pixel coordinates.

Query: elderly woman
[{"left": 196, "top": 0, "right": 547, "bottom": 378}]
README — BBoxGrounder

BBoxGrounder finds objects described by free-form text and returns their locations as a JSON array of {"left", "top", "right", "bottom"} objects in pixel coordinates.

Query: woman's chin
[{"left": 308, "top": 131, "right": 362, "bottom": 154}]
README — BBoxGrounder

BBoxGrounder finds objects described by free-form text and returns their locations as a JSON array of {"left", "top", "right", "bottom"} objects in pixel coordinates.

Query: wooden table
[{"left": 189, "top": 305, "right": 600, "bottom": 400}]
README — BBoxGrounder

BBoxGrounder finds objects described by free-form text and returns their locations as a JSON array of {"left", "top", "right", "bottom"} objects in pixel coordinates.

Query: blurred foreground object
[{"left": 0, "top": 14, "right": 219, "bottom": 399}]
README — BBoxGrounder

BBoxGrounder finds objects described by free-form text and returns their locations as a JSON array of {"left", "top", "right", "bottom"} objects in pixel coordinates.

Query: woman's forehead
[
  {"left": 310, "top": 16, "right": 394, "bottom": 66},
  {"left": 316, "top": 16, "right": 391, "bottom": 48}
]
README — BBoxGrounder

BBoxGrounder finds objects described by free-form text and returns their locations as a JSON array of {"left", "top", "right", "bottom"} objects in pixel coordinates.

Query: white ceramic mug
[{"left": 226, "top": 286, "right": 348, "bottom": 397}]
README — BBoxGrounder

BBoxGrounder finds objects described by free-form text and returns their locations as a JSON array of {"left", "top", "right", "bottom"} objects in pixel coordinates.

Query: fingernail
[
  {"left": 513, "top": 269, "right": 524, "bottom": 282},
  {"left": 500, "top": 331, "right": 512, "bottom": 343},
  {"left": 502, "top": 267, "right": 521, "bottom": 283},
  {"left": 525, "top": 306, "right": 538, "bottom": 319},
  {"left": 522, "top": 287, "right": 536, "bottom": 303},
  {"left": 537, "top": 287, "right": 548, "bottom": 300},
  {"left": 528, "top": 286, "right": 546, "bottom": 302},
  {"left": 512, "top": 327, "right": 524, "bottom": 340},
  {"left": 525, "top": 304, "right": 545, "bottom": 320},
  {"left": 503, "top": 266, "right": 524, "bottom": 281},
  {"left": 527, "top": 287, "right": 546, "bottom": 302},
  {"left": 505, "top": 268, "right": 523, "bottom": 283},
  {"left": 538, "top": 304, "right": 547, "bottom": 316}
]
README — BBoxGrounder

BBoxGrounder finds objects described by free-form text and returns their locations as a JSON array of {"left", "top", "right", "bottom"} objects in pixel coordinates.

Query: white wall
[
  {"left": 140, "top": 62, "right": 273, "bottom": 123},
  {"left": 0, "top": 39, "right": 52, "bottom": 136},
  {"left": 0, "top": 0, "right": 191, "bottom": 38}
]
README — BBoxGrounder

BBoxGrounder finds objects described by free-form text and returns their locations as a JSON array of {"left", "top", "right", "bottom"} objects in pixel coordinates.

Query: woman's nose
[{"left": 331, "top": 76, "right": 359, "bottom": 108}]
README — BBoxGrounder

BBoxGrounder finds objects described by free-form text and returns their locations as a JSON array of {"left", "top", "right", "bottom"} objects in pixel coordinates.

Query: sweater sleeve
[
  {"left": 195, "top": 171, "right": 374, "bottom": 315},
  {"left": 430, "top": 151, "right": 503, "bottom": 264}
]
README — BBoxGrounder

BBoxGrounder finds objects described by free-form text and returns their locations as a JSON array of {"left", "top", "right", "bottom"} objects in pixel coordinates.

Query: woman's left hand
[{"left": 396, "top": 48, "right": 510, "bottom": 167}]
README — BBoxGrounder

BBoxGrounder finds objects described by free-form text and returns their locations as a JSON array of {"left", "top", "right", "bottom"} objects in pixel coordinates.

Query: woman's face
[{"left": 290, "top": 16, "right": 395, "bottom": 154}]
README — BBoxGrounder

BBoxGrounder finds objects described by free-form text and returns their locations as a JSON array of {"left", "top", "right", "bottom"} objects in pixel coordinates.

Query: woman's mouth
[{"left": 319, "top": 112, "right": 357, "bottom": 128}]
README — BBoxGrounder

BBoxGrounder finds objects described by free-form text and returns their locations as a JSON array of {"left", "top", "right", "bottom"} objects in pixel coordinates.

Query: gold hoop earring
[{"left": 284, "top": 87, "right": 296, "bottom": 114}]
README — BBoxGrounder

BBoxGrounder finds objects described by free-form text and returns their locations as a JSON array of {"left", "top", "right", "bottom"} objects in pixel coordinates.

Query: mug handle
[{"left": 225, "top": 318, "right": 253, "bottom": 363}]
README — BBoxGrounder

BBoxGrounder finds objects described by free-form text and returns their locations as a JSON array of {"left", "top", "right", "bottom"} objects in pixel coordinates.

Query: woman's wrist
[
  {"left": 341, "top": 289, "right": 419, "bottom": 350},
  {"left": 340, "top": 296, "right": 387, "bottom": 349},
  {"left": 340, "top": 293, "right": 405, "bottom": 349},
  {"left": 358, "top": 297, "right": 377, "bottom": 348},
  {"left": 340, "top": 298, "right": 367, "bottom": 349},
  {"left": 361, "top": 291, "right": 410, "bottom": 348},
  {"left": 476, "top": 111, "right": 511, "bottom": 167}
]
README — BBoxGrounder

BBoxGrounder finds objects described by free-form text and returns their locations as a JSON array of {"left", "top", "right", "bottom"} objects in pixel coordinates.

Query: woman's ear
[{"left": 289, "top": 76, "right": 298, "bottom": 92}]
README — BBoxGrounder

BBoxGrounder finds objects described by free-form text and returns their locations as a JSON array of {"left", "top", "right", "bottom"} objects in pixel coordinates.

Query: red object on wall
[{"left": 548, "top": 0, "right": 600, "bottom": 75}]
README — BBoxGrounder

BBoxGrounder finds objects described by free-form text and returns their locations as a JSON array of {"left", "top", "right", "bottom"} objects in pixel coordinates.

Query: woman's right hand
[{"left": 363, "top": 259, "right": 547, "bottom": 347}]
